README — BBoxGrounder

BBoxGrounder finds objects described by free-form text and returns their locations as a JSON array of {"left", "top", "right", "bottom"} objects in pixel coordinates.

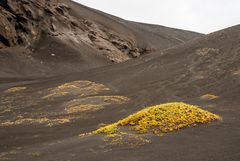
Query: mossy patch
[
  {"left": 42, "top": 80, "right": 110, "bottom": 99},
  {"left": 65, "top": 96, "right": 130, "bottom": 113},
  {"left": 30, "top": 152, "right": 41, "bottom": 157},
  {"left": 103, "top": 132, "right": 151, "bottom": 147},
  {"left": 93, "top": 102, "right": 220, "bottom": 135},
  {"left": 0, "top": 117, "right": 70, "bottom": 127},
  {"left": 4, "top": 87, "right": 27, "bottom": 93},
  {"left": 80, "top": 102, "right": 220, "bottom": 146},
  {"left": 201, "top": 94, "right": 219, "bottom": 100},
  {"left": 0, "top": 80, "right": 130, "bottom": 128},
  {"left": 66, "top": 104, "right": 102, "bottom": 113}
]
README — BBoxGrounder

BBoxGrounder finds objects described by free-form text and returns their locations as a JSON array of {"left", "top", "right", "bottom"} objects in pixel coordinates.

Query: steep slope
[
  {"left": 0, "top": 0, "right": 202, "bottom": 78},
  {"left": 39, "top": 24, "right": 238, "bottom": 161},
  {"left": 46, "top": 25, "right": 239, "bottom": 160},
  {"left": 68, "top": 1, "right": 202, "bottom": 53},
  {"left": 74, "top": 25, "right": 240, "bottom": 107},
  {"left": 0, "top": 25, "right": 239, "bottom": 161}
]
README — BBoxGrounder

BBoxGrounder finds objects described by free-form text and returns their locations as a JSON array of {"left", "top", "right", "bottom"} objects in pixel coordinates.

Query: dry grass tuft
[
  {"left": 0, "top": 117, "right": 70, "bottom": 127},
  {"left": 65, "top": 96, "right": 129, "bottom": 113},
  {"left": 4, "top": 87, "right": 27, "bottom": 93},
  {"left": 66, "top": 104, "right": 102, "bottom": 113},
  {"left": 30, "top": 152, "right": 41, "bottom": 157},
  {"left": 201, "top": 94, "right": 219, "bottom": 100},
  {"left": 42, "top": 80, "right": 110, "bottom": 99},
  {"left": 104, "top": 132, "right": 151, "bottom": 147}
]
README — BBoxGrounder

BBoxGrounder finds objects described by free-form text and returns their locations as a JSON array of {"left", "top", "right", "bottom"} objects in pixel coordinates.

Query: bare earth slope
[
  {"left": 0, "top": 1, "right": 239, "bottom": 161},
  {"left": 0, "top": 0, "right": 202, "bottom": 78},
  {"left": 0, "top": 21, "right": 239, "bottom": 160}
]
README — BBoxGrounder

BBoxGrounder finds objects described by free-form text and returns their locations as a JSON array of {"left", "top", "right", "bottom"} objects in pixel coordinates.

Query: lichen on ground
[
  {"left": 0, "top": 80, "right": 130, "bottom": 128},
  {"left": 80, "top": 102, "right": 221, "bottom": 146},
  {"left": 42, "top": 80, "right": 110, "bottom": 99},
  {"left": 0, "top": 117, "right": 71, "bottom": 127},
  {"left": 201, "top": 94, "right": 219, "bottom": 100},
  {"left": 65, "top": 104, "right": 102, "bottom": 113},
  {"left": 4, "top": 87, "right": 27, "bottom": 93},
  {"left": 65, "top": 96, "right": 130, "bottom": 113}
]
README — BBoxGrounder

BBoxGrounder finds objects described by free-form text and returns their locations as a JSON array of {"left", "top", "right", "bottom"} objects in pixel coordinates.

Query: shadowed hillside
[
  {"left": 81, "top": 25, "right": 240, "bottom": 102},
  {"left": 0, "top": 0, "right": 202, "bottom": 78}
]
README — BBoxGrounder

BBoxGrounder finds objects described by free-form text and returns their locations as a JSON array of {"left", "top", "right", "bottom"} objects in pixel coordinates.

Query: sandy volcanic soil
[{"left": 0, "top": 0, "right": 240, "bottom": 161}]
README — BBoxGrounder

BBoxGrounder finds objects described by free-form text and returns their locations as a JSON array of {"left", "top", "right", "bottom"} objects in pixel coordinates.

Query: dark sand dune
[{"left": 0, "top": 1, "right": 239, "bottom": 161}]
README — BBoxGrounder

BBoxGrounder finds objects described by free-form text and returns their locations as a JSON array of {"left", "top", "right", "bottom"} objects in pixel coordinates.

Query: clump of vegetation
[
  {"left": 104, "top": 132, "right": 151, "bottom": 147},
  {"left": 91, "top": 102, "right": 220, "bottom": 135},
  {"left": 80, "top": 102, "right": 220, "bottom": 146},
  {"left": 4, "top": 87, "right": 27, "bottom": 93},
  {"left": 1, "top": 117, "right": 70, "bottom": 127},
  {"left": 30, "top": 152, "right": 41, "bottom": 157},
  {"left": 201, "top": 94, "right": 219, "bottom": 100},
  {"left": 66, "top": 104, "right": 102, "bottom": 113},
  {"left": 42, "top": 80, "right": 110, "bottom": 99},
  {"left": 65, "top": 96, "right": 130, "bottom": 113}
]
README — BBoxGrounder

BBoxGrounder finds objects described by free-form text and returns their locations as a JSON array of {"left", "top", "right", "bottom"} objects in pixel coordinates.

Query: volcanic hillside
[
  {"left": 81, "top": 25, "right": 240, "bottom": 103},
  {"left": 0, "top": 0, "right": 202, "bottom": 78},
  {"left": 22, "top": 23, "right": 240, "bottom": 161},
  {"left": 0, "top": 23, "right": 239, "bottom": 161},
  {"left": 0, "top": 0, "right": 239, "bottom": 161}
]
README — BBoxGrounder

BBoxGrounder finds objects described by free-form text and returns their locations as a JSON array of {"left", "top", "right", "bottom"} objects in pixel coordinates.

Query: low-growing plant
[
  {"left": 201, "top": 94, "right": 219, "bottom": 100},
  {"left": 93, "top": 102, "right": 220, "bottom": 135},
  {"left": 80, "top": 102, "right": 221, "bottom": 146},
  {"left": 30, "top": 152, "right": 41, "bottom": 157},
  {"left": 5, "top": 87, "right": 27, "bottom": 93}
]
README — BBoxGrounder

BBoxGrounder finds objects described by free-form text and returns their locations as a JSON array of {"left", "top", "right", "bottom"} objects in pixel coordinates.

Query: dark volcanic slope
[
  {"left": 61, "top": 25, "right": 239, "bottom": 161},
  {"left": 0, "top": 22, "right": 239, "bottom": 161},
  {"left": 1, "top": 0, "right": 239, "bottom": 161},
  {"left": 0, "top": 0, "right": 202, "bottom": 78},
  {"left": 85, "top": 25, "right": 240, "bottom": 101},
  {"left": 68, "top": 1, "right": 202, "bottom": 53}
]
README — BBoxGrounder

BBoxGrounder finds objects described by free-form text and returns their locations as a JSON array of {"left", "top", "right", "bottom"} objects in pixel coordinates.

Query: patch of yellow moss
[
  {"left": 30, "top": 152, "right": 41, "bottom": 157},
  {"left": 65, "top": 96, "right": 129, "bottom": 113},
  {"left": 4, "top": 87, "right": 27, "bottom": 93},
  {"left": 94, "top": 123, "right": 119, "bottom": 135},
  {"left": 92, "top": 102, "right": 220, "bottom": 135},
  {"left": 201, "top": 94, "right": 219, "bottom": 100},
  {"left": 100, "top": 96, "right": 130, "bottom": 103},
  {"left": 42, "top": 91, "right": 69, "bottom": 99},
  {"left": 104, "top": 132, "right": 151, "bottom": 147},
  {"left": 65, "top": 104, "right": 102, "bottom": 113},
  {"left": 0, "top": 117, "right": 70, "bottom": 127},
  {"left": 42, "top": 80, "right": 110, "bottom": 99}
]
